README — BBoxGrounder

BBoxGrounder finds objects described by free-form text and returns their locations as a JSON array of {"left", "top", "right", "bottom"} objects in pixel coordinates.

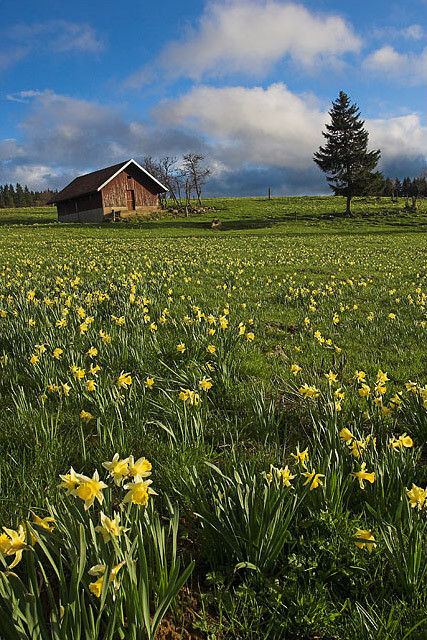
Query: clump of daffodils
[{"left": 59, "top": 454, "right": 156, "bottom": 510}]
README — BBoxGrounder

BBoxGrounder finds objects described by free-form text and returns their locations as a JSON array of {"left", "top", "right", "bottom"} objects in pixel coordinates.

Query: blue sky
[{"left": 0, "top": 0, "right": 426, "bottom": 195}]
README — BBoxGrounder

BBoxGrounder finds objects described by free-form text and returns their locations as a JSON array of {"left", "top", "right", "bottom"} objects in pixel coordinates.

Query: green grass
[{"left": 2, "top": 195, "right": 427, "bottom": 638}]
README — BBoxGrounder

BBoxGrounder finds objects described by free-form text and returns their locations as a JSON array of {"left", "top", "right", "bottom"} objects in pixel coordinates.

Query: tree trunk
[{"left": 346, "top": 194, "right": 352, "bottom": 217}]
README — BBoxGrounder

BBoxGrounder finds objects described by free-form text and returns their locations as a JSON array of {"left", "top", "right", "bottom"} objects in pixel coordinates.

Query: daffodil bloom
[
  {"left": 0, "top": 526, "right": 29, "bottom": 568},
  {"left": 86, "top": 379, "right": 96, "bottom": 391},
  {"left": 145, "top": 377, "right": 154, "bottom": 388},
  {"left": 89, "top": 561, "right": 125, "bottom": 597},
  {"left": 339, "top": 428, "right": 354, "bottom": 444},
  {"left": 302, "top": 469, "right": 325, "bottom": 490},
  {"left": 53, "top": 348, "right": 63, "bottom": 359},
  {"left": 246, "top": 332, "right": 255, "bottom": 341},
  {"left": 354, "top": 529, "right": 376, "bottom": 552},
  {"left": 128, "top": 456, "right": 152, "bottom": 478},
  {"left": 350, "top": 440, "right": 366, "bottom": 458},
  {"left": 405, "top": 380, "right": 418, "bottom": 393},
  {"left": 58, "top": 467, "right": 79, "bottom": 495},
  {"left": 376, "top": 370, "right": 389, "bottom": 384},
  {"left": 290, "top": 446, "right": 309, "bottom": 469},
  {"left": 88, "top": 365, "right": 101, "bottom": 375},
  {"left": 95, "top": 512, "right": 128, "bottom": 543},
  {"left": 123, "top": 477, "right": 157, "bottom": 506},
  {"left": 199, "top": 377, "right": 212, "bottom": 391},
  {"left": 30, "top": 354, "right": 39, "bottom": 364},
  {"left": 325, "top": 371, "right": 338, "bottom": 384},
  {"left": 102, "top": 454, "right": 129, "bottom": 485},
  {"left": 277, "top": 465, "right": 296, "bottom": 487},
  {"left": 358, "top": 384, "right": 371, "bottom": 398},
  {"left": 179, "top": 389, "right": 200, "bottom": 405},
  {"left": 117, "top": 372, "right": 132, "bottom": 389},
  {"left": 299, "top": 384, "right": 320, "bottom": 399},
  {"left": 206, "top": 344, "right": 216, "bottom": 354},
  {"left": 290, "top": 364, "right": 302, "bottom": 375},
  {"left": 176, "top": 343, "right": 185, "bottom": 353},
  {"left": 74, "top": 470, "right": 107, "bottom": 510},
  {"left": 354, "top": 370, "right": 366, "bottom": 382},
  {"left": 80, "top": 410, "right": 94, "bottom": 421},
  {"left": 395, "top": 433, "right": 413, "bottom": 448},
  {"left": 87, "top": 347, "right": 98, "bottom": 357},
  {"left": 352, "top": 463, "right": 375, "bottom": 489},
  {"left": 407, "top": 484, "right": 427, "bottom": 510},
  {"left": 32, "top": 513, "right": 55, "bottom": 532}
]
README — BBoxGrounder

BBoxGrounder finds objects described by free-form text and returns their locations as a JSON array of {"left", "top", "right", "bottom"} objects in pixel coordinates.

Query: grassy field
[{"left": 1, "top": 196, "right": 427, "bottom": 639}]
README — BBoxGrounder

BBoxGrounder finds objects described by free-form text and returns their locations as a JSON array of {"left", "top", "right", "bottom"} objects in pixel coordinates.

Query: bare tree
[
  {"left": 142, "top": 156, "right": 168, "bottom": 208},
  {"left": 182, "top": 153, "right": 210, "bottom": 206}
]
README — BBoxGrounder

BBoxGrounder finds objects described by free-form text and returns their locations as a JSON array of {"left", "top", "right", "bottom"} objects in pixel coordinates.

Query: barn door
[{"left": 127, "top": 190, "right": 135, "bottom": 210}]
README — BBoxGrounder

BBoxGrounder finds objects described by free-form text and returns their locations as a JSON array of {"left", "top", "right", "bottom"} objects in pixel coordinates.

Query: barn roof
[{"left": 47, "top": 159, "right": 168, "bottom": 204}]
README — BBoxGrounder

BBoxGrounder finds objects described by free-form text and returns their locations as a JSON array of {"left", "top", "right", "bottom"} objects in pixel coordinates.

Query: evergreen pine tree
[
  {"left": 394, "top": 178, "right": 402, "bottom": 199},
  {"left": 3, "top": 185, "right": 13, "bottom": 208},
  {"left": 24, "top": 186, "right": 33, "bottom": 207},
  {"left": 15, "top": 183, "right": 26, "bottom": 208},
  {"left": 313, "top": 91, "right": 381, "bottom": 216},
  {"left": 9, "top": 184, "right": 17, "bottom": 207},
  {"left": 383, "top": 177, "right": 394, "bottom": 198}
]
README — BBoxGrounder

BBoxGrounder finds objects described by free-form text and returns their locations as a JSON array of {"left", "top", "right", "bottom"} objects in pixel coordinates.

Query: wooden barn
[{"left": 47, "top": 159, "right": 168, "bottom": 222}]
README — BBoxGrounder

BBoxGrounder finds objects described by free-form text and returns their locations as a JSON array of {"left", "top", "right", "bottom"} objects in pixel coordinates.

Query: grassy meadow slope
[{"left": 1, "top": 196, "right": 427, "bottom": 638}]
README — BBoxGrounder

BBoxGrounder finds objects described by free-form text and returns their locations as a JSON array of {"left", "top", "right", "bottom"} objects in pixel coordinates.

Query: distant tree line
[
  {"left": 142, "top": 153, "right": 211, "bottom": 215},
  {"left": 0, "top": 183, "right": 57, "bottom": 208},
  {"left": 381, "top": 175, "right": 427, "bottom": 208}
]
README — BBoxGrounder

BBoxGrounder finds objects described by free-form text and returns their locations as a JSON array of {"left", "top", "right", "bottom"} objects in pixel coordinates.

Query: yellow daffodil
[
  {"left": 74, "top": 470, "right": 107, "bottom": 510},
  {"left": 123, "top": 477, "right": 157, "bottom": 506},
  {"left": 290, "top": 446, "right": 309, "bottom": 469},
  {"left": 407, "top": 484, "right": 426, "bottom": 510},
  {"left": 102, "top": 454, "right": 129, "bottom": 485},
  {"left": 339, "top": 428, "right": 354, "bottom": 444},
  {"left": 117, "top": 372, "right": 132, "bottom": 389},
  {"left": 58, "top": 467, "right": 79, "bottom": 495},
  {"left": 302, "top": 469, "right": 325, "bottom": 490},
  {"left": 352, "top": 462, "right": 375, "bottom": 489},
  {"left": 89, "top": 561, "right": 125, "bottom": 597},
  {"left": 0, "top": 525, "right": 29, "bottom": 568},
  {"left": 128, "top": 456, "right": 152, "bottom": 478},
  {"left": 354, "top": 529, "right": 376, "bottom": 552},
  {"left": 95, "top": 512, "right": 128, "bottom": 543}
]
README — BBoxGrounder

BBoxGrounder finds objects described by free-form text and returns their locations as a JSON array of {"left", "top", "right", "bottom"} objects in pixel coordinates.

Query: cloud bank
[{"left": 1, "top": 87, "right": 426, "bottom": 194}]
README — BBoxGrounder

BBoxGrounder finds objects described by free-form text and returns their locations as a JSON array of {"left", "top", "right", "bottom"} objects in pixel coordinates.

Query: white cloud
[
  {"left": 6, "top": 90, "right": 42, "bottom": 103},
  {"left": 155, "top": 83, "right": 327, "bottom": 168},
  {"left": 0, "top": 47, "right": 29, "bottom": 72},
  {"left": 368, "top": 114, "right": 427, "bottom": 164},
  {"left": 0, "top": 20, "right": 104, "bottom": 72},
  {"left": 401, "top": 24, "right": 424, "bottom": 39},
  {"left": 1, "top": 164, "right": 62, "bottom": 190},
  {"left": 125, "top": 1, "right": 361, "bottom": 85},
  {"left": 8, "top": 20, "right": 105, "bottom": 54},
  {"left": 372, "top": 24, "right": 424, "bottom": 41},
  {"left": 363, "top": 45, "right": 427, "bottom": 85},
  {"left": 155, "top": 83, "right": 427, "bottom": 176}
]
